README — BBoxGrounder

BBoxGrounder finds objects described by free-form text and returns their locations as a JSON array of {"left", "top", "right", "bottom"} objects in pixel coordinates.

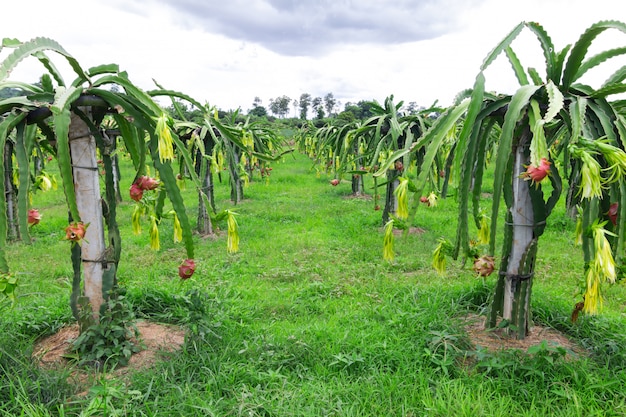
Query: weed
[{"left": 69, "top": 286, "right": 140, "bottom": 370}]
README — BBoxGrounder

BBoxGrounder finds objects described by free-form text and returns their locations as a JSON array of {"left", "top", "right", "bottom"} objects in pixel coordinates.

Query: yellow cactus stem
[
  {"left": 35, "top": 173, "right": 53, "bottom": 191},
  {"left": 594, "top": 139, "right": 626, "bottom": 184},
  {"left": 574, "top": 206, "right": 583, "bottom": 246},
  {"left": 217, "top": 149, "right": 225, "bottom": 172},
  {"left": 582, "top": 266, "right": 602, "bottom": 315},
  {"left": 344, "top": 132, "right": 352, "bottom": 150},
  {"left": 432, "top": 239, "right": 449, "bottom": 275},
  {"left": 571, "top": 146, "right": 604, "bottom": 199},
  {"left": 226, "top": 210, "right": 239, "bottom": 254},
  {"left": 582, "top": 220, "right": 618, "bottom": 315},
  {"left": 383, "top": 219, "right": 395, "bottom": 262},
  {"left": 394, "top": 177, "right": 410, "bottom": 220},
  {"left": 172, "top": 212, "right": 183, "bottom": 243},
  {"left": 528, "top": 99, "right": 549, "bottom": 167},
  {"left": 478, "top": 214, "right": 490, "bottom": 245},
  {"left": 12, "top": 156, "right": 18, "bottom": 186},
  {"left": 155, "top": 113, "right": 175, "bottom": 163},
  {"left": 243, "top": 130, "right": 254, "bottom": 149},
  {"left": 149, "top": 216, "right": 160, "bottom": 251},
  {"left": 591, "top": 220, "right": 617, "bottom": 283},
  {"left": 132, "top": 204, "right": 144, "bottom": 235},
  {"left": 210, "top": 148, "right": 219, "bottom": 173},
  {"left": 238, "top": 162, "right": 250, "bottom": 188},
  {"left": 427, "top": 192, "right": 438, "bottom": 208}
]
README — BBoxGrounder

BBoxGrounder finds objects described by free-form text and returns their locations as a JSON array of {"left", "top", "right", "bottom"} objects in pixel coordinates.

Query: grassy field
[{"left": 1, "top": 150, "right": 626, "bottom": 416}]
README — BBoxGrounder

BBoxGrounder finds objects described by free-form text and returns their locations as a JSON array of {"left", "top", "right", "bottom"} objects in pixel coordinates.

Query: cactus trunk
[
  {"left": 382, "top": 170, "right": 399, "bottom": 225},
  {"left": 196, "top": 146, "right": 214, "bottom": 235},
  {"left": 351, "top": 174, "right": 364, "bottom": 196},
  {"left": 3, "top": 141, "right": 18, "bottom": 241},
  {"left": 230, "top": 145, "right": 243, "bottom": 204}
]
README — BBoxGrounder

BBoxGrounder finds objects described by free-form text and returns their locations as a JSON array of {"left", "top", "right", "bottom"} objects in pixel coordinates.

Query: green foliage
[
  {"left": 0, "top": 37, "right": 88, "bottom": 85},
  {"left": 1, "top": 153, "right": 626, "bottom": 415},
  {"left": 76, "top": 379, "right": 144, "bottom": 417},
  {"left": 132, "top": 288, "right": 221, "bottom": 343},
  {"left": 341, "top": 100, "right": 375, "bottom": 120},
  {"left": 248, "top": 104, "right": 267, "bottom": 118},
  {"left": 69, "top": 286, "right": 140, "bottom": 370},
  {"left": 0, "top": 272, "right": 17, "bottom": 307}
]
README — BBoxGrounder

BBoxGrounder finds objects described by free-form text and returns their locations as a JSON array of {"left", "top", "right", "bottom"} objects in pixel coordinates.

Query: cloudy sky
[{"left": 2, "top": 0, "right": 624, "bottom": 114}]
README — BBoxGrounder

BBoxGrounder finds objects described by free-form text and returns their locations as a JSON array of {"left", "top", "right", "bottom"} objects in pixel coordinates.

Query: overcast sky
[{"left": 2, "top": 0, "right": 624, "bottom": 114}]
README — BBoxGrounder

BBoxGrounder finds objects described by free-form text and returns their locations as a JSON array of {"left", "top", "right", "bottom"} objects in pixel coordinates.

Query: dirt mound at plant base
[
  {"left": 33, "top": 321, "right": 185, "bottom": 374},
  {"left": 463, "top": 314, "right": 585, "bottom": 357}
]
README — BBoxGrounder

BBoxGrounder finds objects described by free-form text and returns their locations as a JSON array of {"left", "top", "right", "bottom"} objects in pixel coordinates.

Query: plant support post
[
  {"left": 490, "top": 131, "right": 537, "bottom": 338},
  {"left": 70, "top": 109, "right": 108, "bottom": 320}
]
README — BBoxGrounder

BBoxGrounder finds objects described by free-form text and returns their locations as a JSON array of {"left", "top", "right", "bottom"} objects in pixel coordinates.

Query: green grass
[{"left": 1, "top": 151, "right": 626, "bottom": 416}]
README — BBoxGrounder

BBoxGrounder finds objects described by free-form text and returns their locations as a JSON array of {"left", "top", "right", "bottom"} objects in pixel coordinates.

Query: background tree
[
  {"left": 324, "top": 92, "right": 336, "bottom": 117},
  {"left": 299, "top": 93, "right": 312, "bottom": 119},
  {"left": 269, "top": 95, "right": 291, "bottom": 118},
  {"left": 341, "top": 101, "right": 374, "bottom": 120},
  {"left": 312, "top": 97, "right": 325, "bottom": 119},
  {"left": 249, "top": 96, "right": 267, "bottom": 118},
  {"left": 292, "top": 99, "right": 299, "bottom": 118},
  {"left": 249, "top": 105, "right": 267, "bottom": 118},
  {"left": 404, "top": 101, "right": 423, "bottom": 115}
]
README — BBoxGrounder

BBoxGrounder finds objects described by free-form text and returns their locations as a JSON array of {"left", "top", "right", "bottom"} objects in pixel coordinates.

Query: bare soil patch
[
  {"left": 462, "top": 313, "right": 584, "bottom": 357},
  {"left": 377, "top": 225, "right": 426, "bottom": 236},
  {"left": 33, "top": 321, "right": 185, "bottom": 379},
  {"left": 393, "top": 227, "right": 425, "bottom": 236}
]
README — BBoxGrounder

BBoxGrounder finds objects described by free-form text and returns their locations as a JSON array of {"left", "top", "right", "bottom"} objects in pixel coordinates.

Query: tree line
[{"left": 248, "top": 92, "right": 425, "bottom": 122}]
